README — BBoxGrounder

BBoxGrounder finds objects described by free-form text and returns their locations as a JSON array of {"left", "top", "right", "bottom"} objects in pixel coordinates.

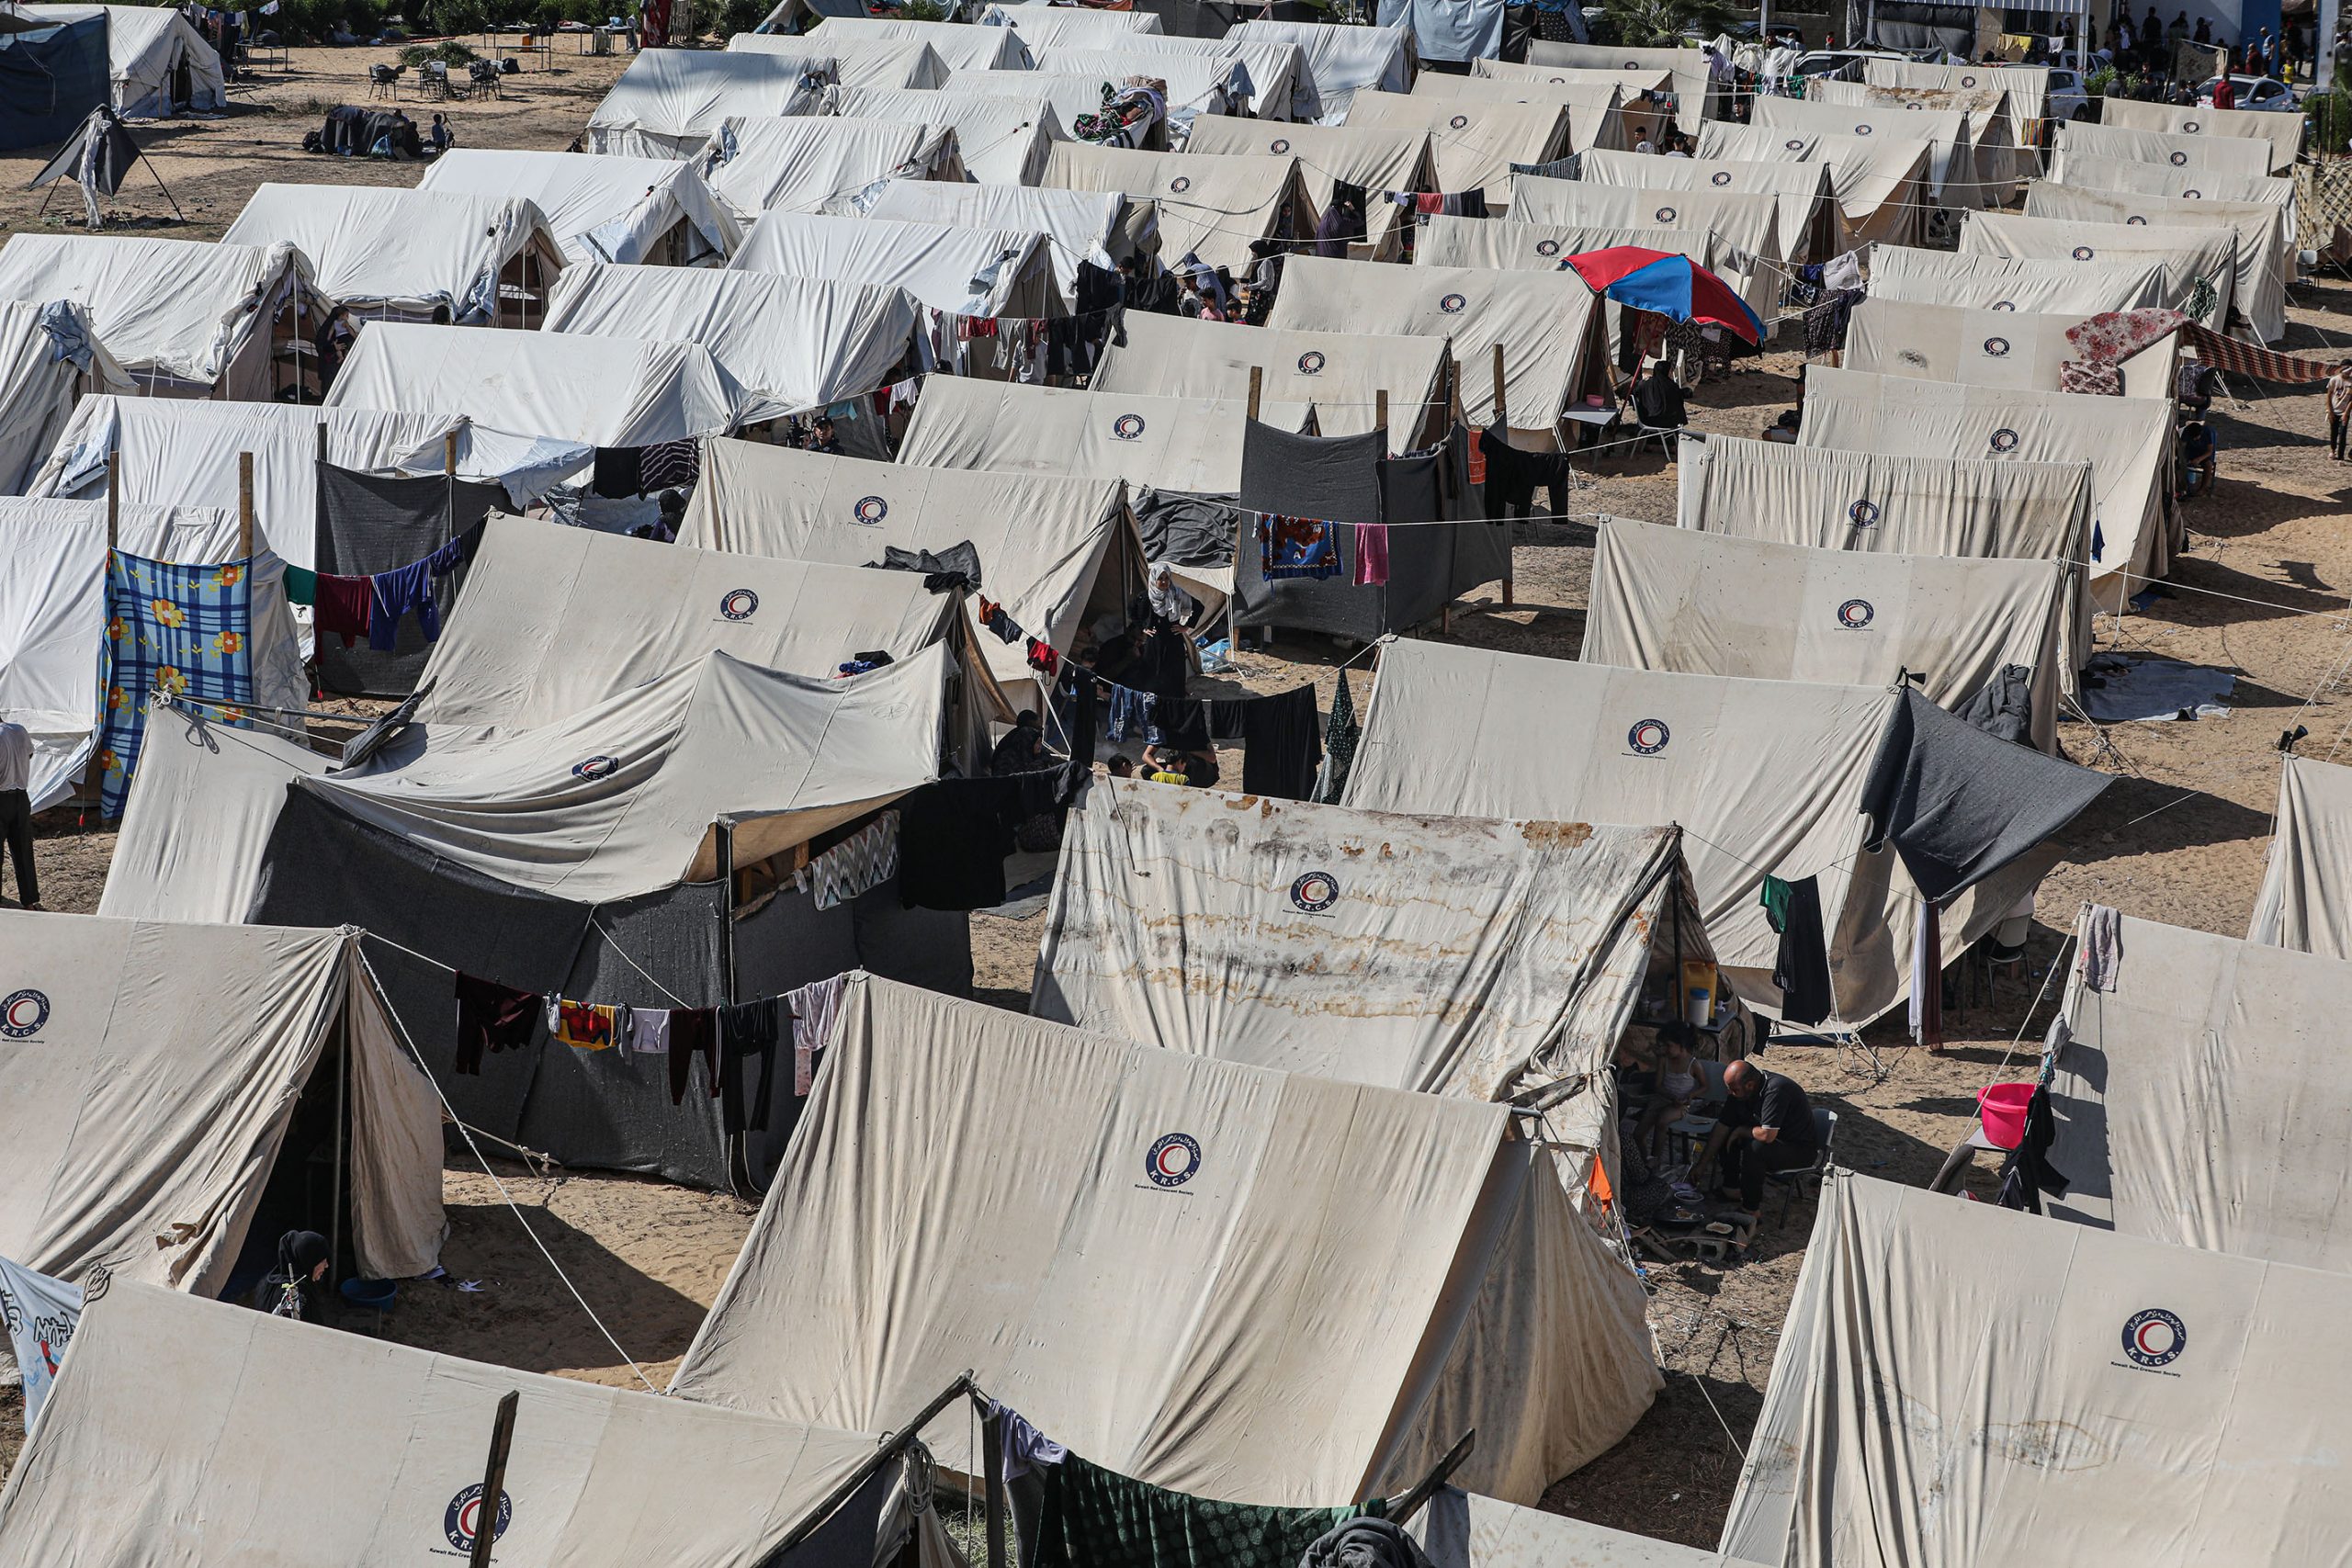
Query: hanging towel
[
  {"left": 548, "top": 998, "right": 618, "bottom": 1051},
  {"left": 1351, "top": 523, "right": 1389, "bottom": 587},
  {"left": 2077, "top": 902, "right": 2122, "bottom": 991},
  {"left": 1259, "top": 514, "right": 1342, "bottom": 580}
]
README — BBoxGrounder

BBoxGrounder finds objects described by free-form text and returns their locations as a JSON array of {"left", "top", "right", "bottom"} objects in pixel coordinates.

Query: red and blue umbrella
[{"left": 1561, "top": 246, "right": 1765, "bottom": 345}]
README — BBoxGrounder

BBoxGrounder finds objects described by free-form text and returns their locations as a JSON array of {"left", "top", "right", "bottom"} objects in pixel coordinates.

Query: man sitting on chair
[
  {"left": 1697, "top": 1060, "right": 1818, "bottom": 1222},
  {"left": 1634, "top": 357, "right": 1690, "bottom": 433}
]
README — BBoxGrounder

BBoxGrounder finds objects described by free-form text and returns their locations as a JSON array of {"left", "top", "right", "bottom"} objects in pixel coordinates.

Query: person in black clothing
[
  {"left": 312, "top": 304, "right": 355, "bottom": 394},
  {"left": 250, "top": 1229, "right": 332, "bottom": 1322},
  {"left": 1633, "top": 358, "right": 1690, "bottom": 432},
  {"left": 1699, "top": 1061, "right": 1819, "bottom": 1219},
  {"left": 989, "top": 710, "right": 1053, "bottom": 776},
  {"left": 805, "top": 414, "right": 844, "bottom": 455}
]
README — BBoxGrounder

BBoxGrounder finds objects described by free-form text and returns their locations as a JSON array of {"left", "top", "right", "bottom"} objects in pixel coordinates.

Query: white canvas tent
[
  {"left": 1696, "top": 120, "right": 1936, "bottom": 250},
  {"left": 1029, "top": 45, "right": 1260, "bottom": 125},
  {"left": 1674, "top": 432, "right": 2097, "bottom": 675},
  {"left": 1227, "top": 18, "right": 1414, "bottom": 118},
  {"left": 1800, "top": 366, "right": 2175, "bottom": 615},
  {"left": 1963, "top": 207, "right": 2239, "bottom": 333},
  {"left": 2052, "top": 116, "right": 2277, "bottom": 180},
  {"left": 1266, "top": 254, "right": 1602, "bottom": 442},
  {"left": 543, "top": 261, "right": 920, "bottom": 423},
  {"left": 0, "top": 234, "right": 311, "bottom": 400},
  {"left": 822, "top": 84, "right": 1060, "bottom": 186},
  {"left": 0, "top": 909, "right": 442, "bottom": 1294},
  {"left": 1038, "top": 144, "right": 1309, "bottom": 272},
  {"left": 676, "top": 436, "right": 1141, "bottom": 700},
  {"left": 1414, "top": 1489, "right": 1772, "bottom": 1568},
  {"left": 667, "top": 973, "right": 1662, "bottom": 1507},
  {"left": 2024, "top": 181, "right": 2286, "bottom": 343},
  {"left": 418, "top": 147, "right": 741, "bottom": 267},
  {"left": 1182, "top": 115, "right": 1435, "bottom": 257},
  {"left": 1432, "top": 66, "right": 1629, "bottom": 154},
  {"left": 1864, "top": 57, "right": 2049, "bottom": 118},
  {"left": 1036, "top": 33, "right": 1311, "bottom": 120},
  {"left": 583, "top": 47, "right": 833, "bottom": 158},
  {"left": 941, "top": 65, "right": 1186, "bottom": 144},
  {"left": 1720, "top": 1170, "right": 2352, "bottom": 1568},
  {"left": 1034, "top": 777, "right": 1724, "bottom": 1168},
  {"left": 1578, "top": 147, "right": 1839, "bottom": 265},
  {"left": 1844, "top": 295, "right": 2180, "bottom": 399},
  {"left": 895, "top": 376, "right": 1311, "bottom": 496},
  {"left": 978, "top": 2, "right": 1163, "bottom": 46},
  {"left": 1091, "top": 311, "right": 1450, "bottom": 447},
  {"left": 1416, "top": 212, "right": 1721, "bottom": 274},
  {"left": 1345, "top": 90, "right": 1573, "bottom": 209},
  {"left": 323, "top": 321, "right": 748, "bottom": 448},
  {"left": 1523, "top": 39, "right": 1711, "bottom": 130},
  {"left": 730, "top": 208, "right": 1056, "bottom": 316},
  {"left": 8, "top": 4, "right": 222, "bottom": 115},
  {"left": 1749, "top": 94, "right": 1982, "bottom": 209},
  {"left": 2249, "top": 751, "right": 2352, "bottom": 958},
  {"left": 1343, "top": 638, "right": 2051, "bottom": 1023},
  {"left": 700, "top": 114, "right": 960, "bottom": 222},
  {"left": 0, "top": 1281, "right": 940, "bottom": 1568},
  {"left": 1866, "top": 243, "right": 2169, "bottom": 316},
  {"left": 2049, "top": 151, "right": 2296, "bottom": 249},
  {"left": 862, "top": 180, "right": 1150, "bottom": 299},
  {"left": 1585, "top": 517, "right": 2067, "bottom": 749},
  {"left": 24, "top": 397, "right": 515, "bottom": 572},
  {"left": 2045, "top": 908, "right": 2352, "bottom": 1273},
  {"left": 1804, "top": 76, "right": 2019, "bottom": 199},
  {"left": 0, "top": 496, "right": 302, "bottom": 811},
  {"left": 412, "top": 511, "right": 974, "bottom": 733},
  {"left": 220, "top": 185, "right": 563, "bottom": 327},
  {"left": 0, "top": 298, "right": 124, "bottom": 496},
  {"left": 810, "top": 14, "right": 1029, "bottom": 69},
  {"left": 99, "top": 712, "right": 328, "bottom": 924},
  {"left": 729, "top": 30, "right": 946, "bottom": 90},
  {"left": 1506, "top": 174, "right": 1782, "bottom": 324},
  {"left": 2101, "top": 93, "right": 2301, "bottom": 173}
]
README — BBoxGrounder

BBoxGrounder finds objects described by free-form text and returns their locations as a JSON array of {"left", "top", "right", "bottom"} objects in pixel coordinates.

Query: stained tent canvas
[
  {"left": 1694, "top": 120, "right": 1936, "bottom": 250},
  {"left": 1799, "top": 366, "right": 2175, "bottom": 615},
  {"left": 2248, "top": 751, "right": 2352, "bottom": 959},
  {"left": 0, "top": 910, "right": 442, "bottom": 1295},
  {"left": 1749, "top": 95, "right": 1982, "bottom": 209},
  {"left": 0, "top": 1281, "right": 941, "bottom": 1568},
  {"left": 1342, "top": 638, "right": 2070, "bottom": 1023},
  {"left": 1033, "top": 777, "right": 1724, "bottom": 1169},
  {"left": 1037, "top": 144, "right": 1309, "bottom": 273},
  {"left": 1264, "top": 254, "right": 1602, "bottom": 441},
  {"left": 2100, "top": 93, "right": 2301, "bottom": 173},
  {"left": 1577, "top": 147, "right": 1839, "bottom": 265},
  {"left": 1865, "top": 243, "right": 2168, "bottom": 317},
  {"left": 1091, "top": 311, "right": 1451, "bottom": 447},
  {"left": 540, "top": 261, "right": 921, "bottom": 424},
  {"left": 2044, "top": 152, "right": 2295, "bottom": 250},
  {"left": 1719, "top": 1171, "right": 2352, "bottom": 1568},
  {"left": 1843, "top": 295, "right": 2179, "bottom": 399},
  {"left": 1804, "top": 77, "right": 2021, "bottom": 197},
  {"left": 667, "top": 974, "right": 1662, "bottom": 1507},
  {"left": 1584, "top": 518, "right": 2069, "bottom": 749},
  {"left": 674, "top": 437, "right": 1141, "bottom": 702}
]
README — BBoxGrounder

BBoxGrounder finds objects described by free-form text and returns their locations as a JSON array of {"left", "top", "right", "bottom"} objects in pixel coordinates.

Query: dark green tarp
[{"left": 0, "top": 13, "right": 107, "bottom": 153}]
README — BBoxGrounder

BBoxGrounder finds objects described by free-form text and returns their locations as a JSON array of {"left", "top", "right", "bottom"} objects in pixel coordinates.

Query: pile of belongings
[{"left": 1073, "top": 79, "right": 1166, "bottom": 148}]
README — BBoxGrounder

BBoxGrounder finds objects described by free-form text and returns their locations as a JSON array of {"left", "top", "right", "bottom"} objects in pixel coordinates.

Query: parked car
[
  {"left": 2046, "top": 66, "right": 2092, "bottom": 119},
  {"left": 2199, "top": 73, "right": 2298, "bottom": 109},
  {"left": 1788, "top": 48, "right": 1906, "bottom": 81}
]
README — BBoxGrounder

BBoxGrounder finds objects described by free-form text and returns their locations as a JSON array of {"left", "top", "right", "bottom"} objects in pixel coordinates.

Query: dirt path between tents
[{"left": 7, "top": 75, "right": 2352, "bottom": 1546}]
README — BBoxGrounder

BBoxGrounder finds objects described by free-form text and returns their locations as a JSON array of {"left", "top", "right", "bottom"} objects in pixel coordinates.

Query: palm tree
[{"left": 1599, "top": 0, "right": 1745, "bottom": 48}]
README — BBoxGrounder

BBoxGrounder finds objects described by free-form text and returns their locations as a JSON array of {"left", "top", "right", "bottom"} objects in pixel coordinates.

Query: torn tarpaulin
[
  {"left": 871, "top": 540, "right": 982, "bottom": 594},
  {"left": 1859, "top": 686, "right": 2112, "bottom": 904}
]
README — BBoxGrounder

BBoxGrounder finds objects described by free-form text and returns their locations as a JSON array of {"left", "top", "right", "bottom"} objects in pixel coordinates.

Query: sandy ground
[{"left": 8, "top": 66, "right": 2352, "bottom": 1550}]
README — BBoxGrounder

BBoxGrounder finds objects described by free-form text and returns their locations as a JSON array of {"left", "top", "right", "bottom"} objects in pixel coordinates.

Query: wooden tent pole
[
  {"left": 105, "top": 451, "right": 119, "bottom": 553},
  {"left": 1233, "top": 366, "right": 1263, "bottom": 655},
  {"left": 237, "top": 451, "right": 254, "bottom": 561},
  {"left": 466, "top": 1392, "right": 520, "bottom": 1568}
]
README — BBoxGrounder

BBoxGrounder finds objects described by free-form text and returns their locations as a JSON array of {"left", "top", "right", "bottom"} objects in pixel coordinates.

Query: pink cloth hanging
[{"left": 1352, "top": 523, "right": 1390, "bottom": 587}]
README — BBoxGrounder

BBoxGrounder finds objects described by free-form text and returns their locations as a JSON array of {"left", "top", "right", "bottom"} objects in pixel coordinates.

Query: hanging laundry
[
  {"left": 978, "top": 597, "right": 1023, "bottom": 644},
  {"left": 1759, "top": 874, "right": 1833, "bottom": 1026},
  {"left": 801, "top": 812, "right": 900, "bottom": 910},
  {"left": 639, "top": 437, "right": 701, "bottom": 492},
  {"left": 1312, "top": 670, "right": 1359, "bottom": 804},
  {"left": 1104, "top": 683, "right": 1154, "bottom": 743},
  {"left": 667, "top": 1007, "right": 718, "bottom": 1106},
  {"left": 1908, "top": 899, "right": 1943, "bottom": 1047},
  {"left": 1351, "top": 523, "right": 1389, "bottom": 587},
  {"left": 547, "top": 997, "right": 621, "bottom": 1052},
  {"left": 281, "top": 564, "right": 317, "bottom": 605},
  {"left": 782, "top": 972, "right": 849, "bottom": 1096},
  {"left": 367, "top": 559, "right": 440, "bottom": 652},
  {"left": 628, "top": 1007, "right": 671, "bottom": 1055},
  {"left": 1478, "top": 423, "right": 1571, "bottom": 522},
  {"left": 990, "top": 1400, "right": 1069, "bottom": 1482},
  {"left": 1259, "top": 514, "right": 1342, "bottom": 581},
  {"left": 1027, "top": 638, "right": 1061, "bottom": 678},
  {"left": 2077, "top": 903, "right": 2122, "bottom": 991},
  {"left": 453, "top": 972, "right": 538, "bottom": 1076},
  {"left": 720, "top": 998, "right": 781, "bottom": 1134},
  {"left": 1028, "top": 1449, "right": 1367, "bottom": 1568},
  {"left": 1206, "top": 685, "right": 1323, "bottom": 801},
  {"left": 312, "top": 571, "right": 373, "bottom": 649},
  {"left": 0, "top": 1256, "right": 82, "bottom": 1434}
]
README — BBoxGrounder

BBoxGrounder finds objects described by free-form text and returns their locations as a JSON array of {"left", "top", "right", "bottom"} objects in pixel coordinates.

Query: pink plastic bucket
[{"left": 1977, "top": 1082, "right": 2035, "bottom": 1150}]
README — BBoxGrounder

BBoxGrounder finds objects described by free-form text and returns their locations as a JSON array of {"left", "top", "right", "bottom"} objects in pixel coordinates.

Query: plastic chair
[
  {"left": 1765, "top": 1107, "right": 1837, "bottom": 1225},
  {"left": 418, "top": 59, "right": 448, "bottom": 99},
  {"left": 367, "top": 62, "right": 401, "bottom": 99},
  {"left": 469, "top": 58, "right": 503, "bottom": 97}
]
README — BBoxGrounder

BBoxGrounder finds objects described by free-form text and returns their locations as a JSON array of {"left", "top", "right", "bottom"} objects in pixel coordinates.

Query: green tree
[{"left": 1597, "top": 0, "right": 1743, "bottom": 49}]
